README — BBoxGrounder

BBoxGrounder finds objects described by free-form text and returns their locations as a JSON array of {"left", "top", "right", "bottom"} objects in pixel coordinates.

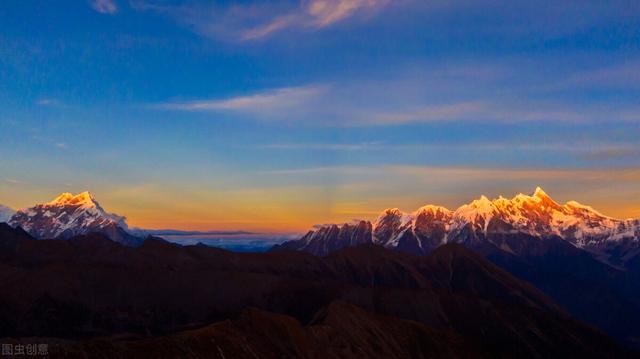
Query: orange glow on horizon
[{"left": 2, "top": 166, "right": 639, "bottom": 233}]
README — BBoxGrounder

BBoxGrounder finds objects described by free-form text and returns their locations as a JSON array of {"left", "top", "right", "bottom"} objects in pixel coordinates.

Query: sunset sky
[{"left": 1, "top": 1, "right": 639, "bottom": 232}]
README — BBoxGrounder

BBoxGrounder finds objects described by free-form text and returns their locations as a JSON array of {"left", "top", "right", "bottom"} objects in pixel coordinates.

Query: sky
[{"left": 0, "top": 0, "right": 639, "bottom": 232}]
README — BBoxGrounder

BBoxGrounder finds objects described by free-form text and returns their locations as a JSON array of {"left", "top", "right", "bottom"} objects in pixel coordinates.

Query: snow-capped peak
[
  {"left": 533, "top": 186, "right": 548, "bottom": 199},
  {"left": 9, "top": 191, "right": 131, "bottom": 241},
  {"left": 47, "top": 191, "right": 97, "bottom": 208},
  {"left": 414, "top": 204, "right": 452, "bottom": 216},
  {"left": 284, "top": 187, "right": 639, "bottom": 263}
]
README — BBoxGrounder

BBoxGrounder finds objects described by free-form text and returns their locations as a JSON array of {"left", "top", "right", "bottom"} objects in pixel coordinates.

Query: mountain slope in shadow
[{"left": 0, "top": 225, "right": 635, "bottom": 358}]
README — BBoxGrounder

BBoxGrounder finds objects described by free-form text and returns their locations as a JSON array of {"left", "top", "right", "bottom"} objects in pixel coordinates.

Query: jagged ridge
[{"left": 277, "top": 187, "right": 640, "bottom": 265}]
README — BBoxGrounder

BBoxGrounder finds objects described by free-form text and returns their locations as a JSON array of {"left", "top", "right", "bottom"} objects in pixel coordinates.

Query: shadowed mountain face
[
  {"left": 54, "top": 302, "right": 478, "bottom": 359},
  {"left": 0, "top": 224, "right": 635, "bottom": 358}
]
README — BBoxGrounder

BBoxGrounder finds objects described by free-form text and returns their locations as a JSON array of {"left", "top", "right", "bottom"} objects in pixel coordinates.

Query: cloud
[
  {"left": 241, "top": 14, "right": 298, "bottom": 41},
  {"left": 254, "top": 141, "right": 640, "bottom": 168},
  {"left": 157, "top": 85, "right": 327, "bottom": 116},
  {"left": 259, "top": 142, "right": 384, "bottom": 151},
  {"left": 308, "top": 0, "right": 390, "bottom": 27},
  {"left": 56, "top": 143, "right": 68, "bottom": 150},
  {"left": 370, "top": 102, "right": 487, "bottom": 125},
  {"left": 157, "top": 84, "right": 640, "bottom": 126},
  {"left": 365, "top": 103, "right": 640, "bottom": 125},
  {"left": 261, "top": 165, "right": 640, "bottom": 181},
  {"left": 132, "top": 0, "right": 392, "bottom": 41},
  {"left": 257, "top": 142, "right": 640, "bottom": 157},
  {"left": 554, "top": 61, "right": 640, "bottom": 90},
  {"left": 577, "top": 147, "right": 640, "bottom": 161},
  {"left": 90, "top": 0, "right": 118, "bottom": 14},
  {"left": 153, "top": 61, "right": 640, "bottom": 126},
  {"left": 36, "top": 98, "right": 64, "bottom": 107}
]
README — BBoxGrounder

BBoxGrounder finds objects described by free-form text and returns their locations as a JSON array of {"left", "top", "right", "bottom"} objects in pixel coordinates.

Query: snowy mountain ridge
[{"left": 287, "top": 187, "right": 639, "bottom": 264}]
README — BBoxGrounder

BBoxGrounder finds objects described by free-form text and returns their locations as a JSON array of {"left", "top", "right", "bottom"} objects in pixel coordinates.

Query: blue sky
[{"left": 1, "top": 0, "right": 639, "bottom": 231}]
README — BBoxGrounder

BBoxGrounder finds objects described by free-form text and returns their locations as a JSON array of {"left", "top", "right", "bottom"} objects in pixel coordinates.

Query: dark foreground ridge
[
  {"left": 274, "top": 217, "right": 640, "bottom": 346},
  {"left": 0, "top": 224, "right": 636, "bottom": 358}
]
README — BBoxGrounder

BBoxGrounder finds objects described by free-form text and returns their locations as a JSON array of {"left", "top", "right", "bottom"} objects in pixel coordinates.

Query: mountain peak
[
  {"left": 529, "top": 186, "right": 563, "bottom": 209},
  {"left": 533, "top": 186, "right": 549, "bottom": 199},
  {"left": 9, "top": 191, "right": 139, "bottom": 245},
  {"left": 48, "top": 191, "right": 97, "bottom": 207},
  {"left": 469, "top": 195, "right": 493, "bottom": 209},
  {"left": 415, "top": 204, "right": 452, "bottom": 215}
]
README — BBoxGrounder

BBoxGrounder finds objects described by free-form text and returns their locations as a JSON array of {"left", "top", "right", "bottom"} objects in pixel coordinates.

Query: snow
[
  {"left": 414, "top": 204, "right": 452, "bottom": 217},
  {"left": 565, "top": 201, "right": 613, "bottom": 219},
  {"left": 296, "top": 187, "right": 639, "bottom": 258},
  {"left": 9, "top": 192, "right": 129, "bottom": 239},
  {"left": 0, "top": 204, "right": 15, "bottom": 223},
  {"left": 47, "top": 191, "right": 97, "bottom": 208}
]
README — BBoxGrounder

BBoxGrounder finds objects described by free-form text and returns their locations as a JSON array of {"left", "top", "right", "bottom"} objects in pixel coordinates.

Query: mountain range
[
  {"left": 276, "top": 187, "right": 640, "bottom": 267},
  {"left": 2, "top": 188, "right": 640, "bottom": 350},
  {"left": 275, "top": 187, "right": 640, "bottom": 346}
]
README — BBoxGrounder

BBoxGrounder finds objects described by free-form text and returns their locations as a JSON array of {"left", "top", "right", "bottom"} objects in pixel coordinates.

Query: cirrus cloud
[
  {"left": 90, "top": 0, "right": 118, "bottom": 14},
  {"left": 132, "top": 0, "right": 392, "bottom": 41},
  {"left": 157, "top": 85, "right": 327, "bottom": 117}
]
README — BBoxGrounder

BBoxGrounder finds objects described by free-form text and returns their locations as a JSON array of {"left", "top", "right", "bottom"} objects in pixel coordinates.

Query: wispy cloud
[
  {"left": 36, "top": 98, "right": 65, "bottom": 108},
  {"left": 370, "top": 102, "right": 487, "bottom": 125},
  {"left": 29, "top": 135, "right": 71, "bottom": 151},
  {"left": 259, "top": 142, "right": 385, "bottom": 151},
  {"left": 308, "top": 0, "right": 390, "bottom": 27},
  {"left": 156, "top": 83, "right": 640, "bottom": 126},
  {"left": 153, "top": 59, "right": 640, "bottom": 126},
  {"left": 261, "top": 165, "right": 640, "bottom": 182},
  {"left": 366, "top": 103, "right": 640, "bottom": 125},
  {"left": 157, "top": 85, "right": 326, "bottom": 116},
  {"left": 241, "top": 14, "right": 298, "bottom": 41},
  {"left": 563, "top": 61, "right": 640, "bottom": 89},
  {"left": 90, "top": 0, "right": 118, "bottom": 14},
  {"left": 4, "top": 179, "right": 22, "bottom": 185},
  {"left": 577, "top": 147, "right": 640, "bottom": 161},
  {"left": 256, "top": 141, "right": 640, "bottom": 164},
  {"left": 132, "top": 0, "right": 392, "bottom": 41}
]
